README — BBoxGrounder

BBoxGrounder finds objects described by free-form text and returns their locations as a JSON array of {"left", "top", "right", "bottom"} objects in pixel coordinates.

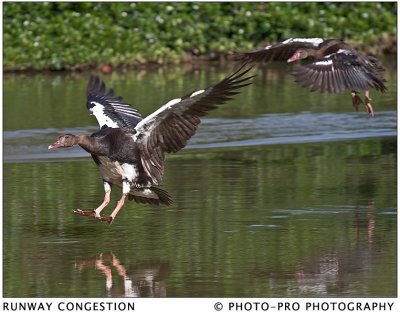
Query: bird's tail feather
[{"left": 128, "top": 186, "right": 173, "bottom": 206}]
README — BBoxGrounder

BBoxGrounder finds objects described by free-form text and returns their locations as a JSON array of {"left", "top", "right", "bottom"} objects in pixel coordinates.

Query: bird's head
[
  {"left": 287, "top": 50, "right": 308, "bottom": 63},
  {"left": 48, "top": 134, "right": 78, "bottom": 149}
]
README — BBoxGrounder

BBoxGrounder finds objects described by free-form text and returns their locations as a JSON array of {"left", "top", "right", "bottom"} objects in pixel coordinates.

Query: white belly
[{"left": 96, "top": 156, "right": 138, "bottom": 186}]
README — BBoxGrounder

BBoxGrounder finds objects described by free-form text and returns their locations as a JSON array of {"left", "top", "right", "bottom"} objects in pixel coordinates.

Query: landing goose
[{"left": 49, "top": 66, "right": 254, "bottom": 223}]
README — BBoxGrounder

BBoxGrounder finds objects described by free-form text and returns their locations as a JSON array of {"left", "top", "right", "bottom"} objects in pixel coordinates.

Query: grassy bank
[{"left": 3, "top": 2, "right": 397, "bottom": 71}]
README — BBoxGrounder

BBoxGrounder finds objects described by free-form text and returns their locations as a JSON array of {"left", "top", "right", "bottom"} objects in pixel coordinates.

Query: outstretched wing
[
  {"left": 236, "top": 38, "right": 324, "bottom": 64},
  {"left": 291, "top": 50, "right": 387, "bottom": 93},
  {"left": 134, "top": 65, "right": 254, "bottom": 184},
  {"left": 86, "top": 76, "right": 143, "bottom": 129}
]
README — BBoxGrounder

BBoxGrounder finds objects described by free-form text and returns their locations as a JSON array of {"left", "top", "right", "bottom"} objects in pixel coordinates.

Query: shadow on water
[{"left": 2, "top": 60, "right": 397, "bottom": 297}]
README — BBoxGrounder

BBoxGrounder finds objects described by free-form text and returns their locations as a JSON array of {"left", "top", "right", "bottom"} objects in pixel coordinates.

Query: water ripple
[{"left": 3, "top": 111, "right": 396, "bottom": 162}]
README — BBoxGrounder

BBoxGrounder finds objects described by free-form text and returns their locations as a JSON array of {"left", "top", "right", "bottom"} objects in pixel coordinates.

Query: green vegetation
[{"left": 3, "top": 2, "right": 397, "bottom": 71}]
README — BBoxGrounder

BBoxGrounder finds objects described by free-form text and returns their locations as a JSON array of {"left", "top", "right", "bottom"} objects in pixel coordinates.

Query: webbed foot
[
  {"left": 351, "top": 91, "right": 363, "bottom": 112},
  {"left": 73, "top": 209, "right": 97, "bottom": 218},
  {"left": 99, "top": 216, "right": 114, "bottom": 224}
]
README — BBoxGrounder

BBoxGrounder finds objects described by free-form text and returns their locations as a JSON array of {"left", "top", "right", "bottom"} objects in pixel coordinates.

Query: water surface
[{"left": 3, "top": 60, "right": 397, "bottom": 297}]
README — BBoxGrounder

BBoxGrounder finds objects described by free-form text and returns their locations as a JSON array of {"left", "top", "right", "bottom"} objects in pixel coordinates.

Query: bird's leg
[
  {"left": 100, "top": 194, "right": 127, "bottom": 224},
  {"left": 100, "top": 180, "right": 130, "bottom": 224},
  {"left": 92, "top": 190, "right": 111, "bottom": 217},
  {"left": 351, "top": 90, "right": 363, "bottom": 112},
  {"left": 364, "top": 90, "right": 374, "bottom": 118},
  {"left": 74, "top": 182, "right": 111, "bottom": 218}
]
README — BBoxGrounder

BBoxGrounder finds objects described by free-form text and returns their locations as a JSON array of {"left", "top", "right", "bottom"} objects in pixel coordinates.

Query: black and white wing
[
  {"left": 86, "top": 76, "right": 143, "bottom": 129},
  {"left": 291, "top": 50, "right": 387, "bottom": 93},
  {"left": 133, "top": 65, "right": 254, "bottom": 184},
  {"left": 236, "top": 38, "right": 324, "bottom": 64}
]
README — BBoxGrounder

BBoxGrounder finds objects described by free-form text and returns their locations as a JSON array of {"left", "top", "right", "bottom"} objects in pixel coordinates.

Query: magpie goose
[
  {"left": 48, "top": 65, "right": 254, "bottom": 223},
  {"left": 236, "top": 38, "right": 386, "bottom": 117}
]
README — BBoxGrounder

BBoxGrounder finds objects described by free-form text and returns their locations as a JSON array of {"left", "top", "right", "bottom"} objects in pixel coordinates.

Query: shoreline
[{"left": 3, "top": 36, "right": 396, "bottom": 74}]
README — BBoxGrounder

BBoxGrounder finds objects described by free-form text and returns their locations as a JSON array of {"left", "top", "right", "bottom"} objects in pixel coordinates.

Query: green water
[{"left": 2, "top": 60, "right": 397, "bottom": 297}]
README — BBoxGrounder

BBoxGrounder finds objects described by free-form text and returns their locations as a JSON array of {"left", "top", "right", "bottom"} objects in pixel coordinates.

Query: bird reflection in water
[
  {"left": 75, "top": 253, "right": 169, "bottom": 297},
  {"left": 248, "top": 201, "right": 379, "bottom": 295},
  {"left": 293, "top": 201, "right": 377, "bottom": 295},
  {"left": 354, "top": 200, "right": 375, "bottom": 244}
]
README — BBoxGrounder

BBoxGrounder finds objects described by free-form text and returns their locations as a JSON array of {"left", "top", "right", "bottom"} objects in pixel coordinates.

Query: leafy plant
[{"left": 3, "top": 2, "right": 396, "bottom": 71}]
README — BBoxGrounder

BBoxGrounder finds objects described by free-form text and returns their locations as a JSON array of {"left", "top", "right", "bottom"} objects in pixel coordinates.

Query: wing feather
[
  {"left": 291, "top": 51, "right": 386, "bottom": 94},
  {"left": 86, "top": 76, "right": 143, "bottom": 129},
  {"left": 235, "top": 38, "right": 324, "bottom": 64},
  {"left": 340, "top": 69, "right": 352, "bottom": 90},
  {"left": 134, "top": 65, "right": 254, "bottom": 184}
]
